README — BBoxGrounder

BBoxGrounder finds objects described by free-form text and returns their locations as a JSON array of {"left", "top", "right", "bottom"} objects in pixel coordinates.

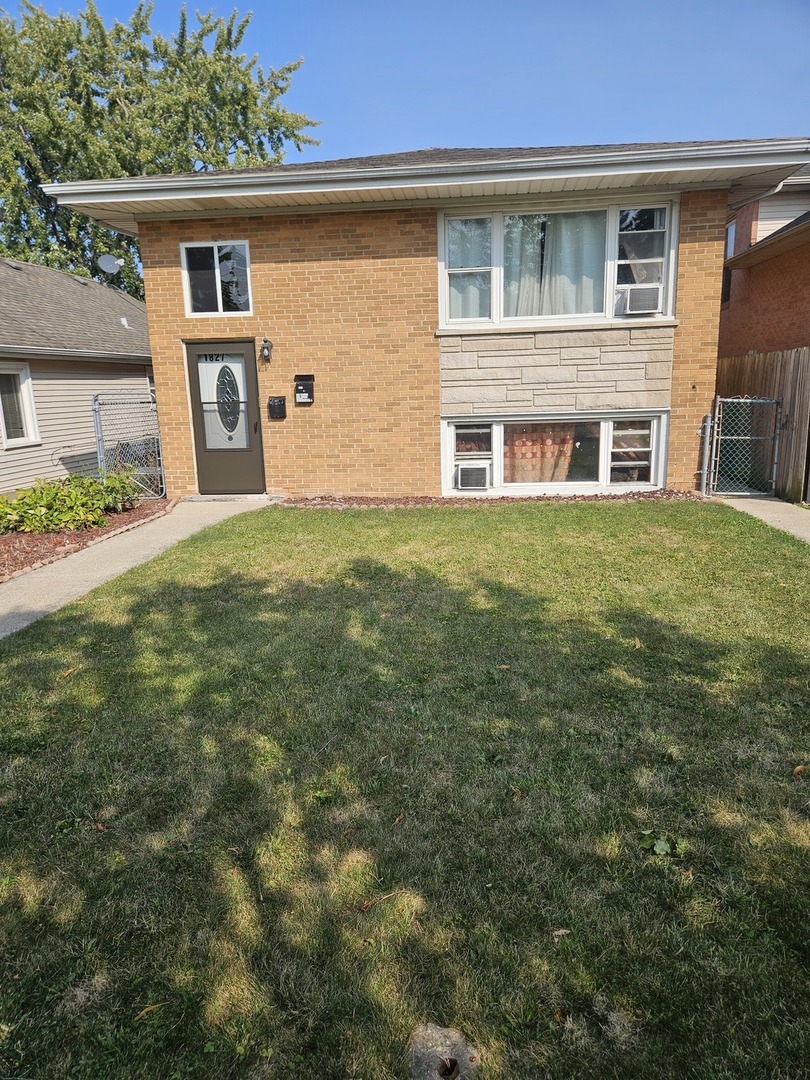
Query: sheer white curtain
[
  {"left": 503, "top": 215, "right": 544, "bottom": 317},
  {"left": 539, "top": 211, "right": 606, "bottom": 315}
]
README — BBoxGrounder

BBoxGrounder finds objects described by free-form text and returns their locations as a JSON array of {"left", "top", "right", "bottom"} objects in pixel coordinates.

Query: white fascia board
[
  {"left": 0, "top": 344, "right": 152, "bottom": 363},
  {"left": 43, "top": 141, "right": 810, "bottom": 201},
  {"left": 43, "top": 140, "right": 810, "bottom": 215}
]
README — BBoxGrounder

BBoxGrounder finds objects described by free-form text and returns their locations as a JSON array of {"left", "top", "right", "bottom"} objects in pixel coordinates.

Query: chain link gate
[
  {"left": 708, "top": 396, "right": 781, "bottom": 496},
  {"left": 93, "top": 392, "right": 165, "bottom": 499}
]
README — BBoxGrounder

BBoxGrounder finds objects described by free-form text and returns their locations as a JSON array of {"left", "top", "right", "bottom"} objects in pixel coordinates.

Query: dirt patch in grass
[{"left": 0, "top": 499, "right": 171, "bottom": 581}]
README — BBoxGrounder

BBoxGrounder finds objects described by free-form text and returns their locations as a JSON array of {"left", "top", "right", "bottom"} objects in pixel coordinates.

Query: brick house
[
  {"left": 719, "top": 164, "right": 810, "bottom": 356},
  {"left": 716, "top": 164, "right": 810, "bottom": 501},
  {"left": 46, "top": 139, "right": 810, "bottom": 500}
]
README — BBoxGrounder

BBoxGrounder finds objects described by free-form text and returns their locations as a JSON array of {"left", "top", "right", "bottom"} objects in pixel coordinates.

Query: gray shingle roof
[
  {"left": 0, "top": 259, "right": 150, "bottom": 358},
  {"left": 82, "top": 138, "right": 810, "bottom": 184},
  {"left": 220, "top": 139, "right": 807, "bottom": 178}
]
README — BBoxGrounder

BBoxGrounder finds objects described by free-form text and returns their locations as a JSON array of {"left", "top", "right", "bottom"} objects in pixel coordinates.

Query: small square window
[
  {"left": 455, "top": 426, "right": 492, "bottom": 456},
  {"left": 182, "top": 242, "right": 252, "bottom": 315}
]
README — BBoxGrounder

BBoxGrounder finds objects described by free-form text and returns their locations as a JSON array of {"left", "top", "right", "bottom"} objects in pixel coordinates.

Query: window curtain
[
  {"left": 503, "top": 215, "right": 544, "bottom": 317},
  {"left": 539, "top": 211, "right": 606, "bottom": 315},
  {"left": 503, "top": 424, "right": 576, "bottom": 483},
  {"left": 449, "top": 272, "right": 491, "bottom": 319}
]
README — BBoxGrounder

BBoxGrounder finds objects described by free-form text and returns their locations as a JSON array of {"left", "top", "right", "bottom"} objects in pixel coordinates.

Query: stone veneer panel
[{"left": 440, "top": 327, "right": 675, "bottom": 415}]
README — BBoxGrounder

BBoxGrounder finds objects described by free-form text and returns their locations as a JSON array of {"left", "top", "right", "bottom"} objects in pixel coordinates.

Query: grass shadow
[{"left": 1, "top": 503, "right": 809, "bottom": 1078}]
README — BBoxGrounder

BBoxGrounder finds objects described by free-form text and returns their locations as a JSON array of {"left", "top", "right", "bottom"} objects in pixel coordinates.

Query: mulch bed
[
  {"left": 279, "top": 490, "right": 705, "bottom": 509},
  {"left": 0, "top": 500, "right": 171, "bottom": 582}
]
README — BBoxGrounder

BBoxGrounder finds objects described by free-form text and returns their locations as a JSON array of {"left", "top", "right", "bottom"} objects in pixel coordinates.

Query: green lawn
[{"left": 1, "top": 501, "right": 809, "bottom": 1079}]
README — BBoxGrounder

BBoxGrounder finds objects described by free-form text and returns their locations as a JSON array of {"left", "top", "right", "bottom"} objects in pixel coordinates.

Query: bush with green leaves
[{"left": 0, "top": 471, "right": 140, "bottom": 534}]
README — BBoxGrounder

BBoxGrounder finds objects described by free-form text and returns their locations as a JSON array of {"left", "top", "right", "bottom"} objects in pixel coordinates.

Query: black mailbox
[
  {"left": 294, "top": 374, "right": 315, "bottom": 405},
  {"left": 268, "top": 395, "right": 286, "bottom": 420}
]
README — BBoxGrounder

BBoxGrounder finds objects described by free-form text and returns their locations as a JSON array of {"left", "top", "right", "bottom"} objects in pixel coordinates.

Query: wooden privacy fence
[{"left": 716, "top": 348, "right": 810, "bottom": 502}]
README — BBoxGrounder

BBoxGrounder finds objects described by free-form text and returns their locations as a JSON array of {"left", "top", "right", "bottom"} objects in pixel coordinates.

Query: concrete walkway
[
  {"left": 719, "top": 494, "right": 810, "bottom": 544},
  {"left": 0, "top": 497, "right": 272, "bottom": 640}
]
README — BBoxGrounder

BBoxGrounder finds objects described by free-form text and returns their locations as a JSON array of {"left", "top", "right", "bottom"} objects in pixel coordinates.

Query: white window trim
[
  {"left": 725, "top": 221, "right": 736, "bottom": 260},
  {"left": 0, "top": 361, "right": 40, "bottom": 449},
  {"left": 441, "top": 411, "right": 669, "bottom": 497},
  {"left": 438, "top": 199, "right": 679, "bottom": 331},
  {"left": 180, "top": 240, "right": 253, "bottom": 318}
]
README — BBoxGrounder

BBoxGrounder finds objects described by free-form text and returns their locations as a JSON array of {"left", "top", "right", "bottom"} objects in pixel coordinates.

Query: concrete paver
[
  {"left": 719, "top": 494, "right": 810, "bottom": 544},
  {"left": 0, "top": 498, "right": 271, "bottom": 640}
]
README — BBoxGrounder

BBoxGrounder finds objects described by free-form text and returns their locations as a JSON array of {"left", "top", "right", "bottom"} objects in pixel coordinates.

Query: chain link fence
[
  {"left": 709, "top": 397, "right": 781, "bottom": 495},
  {"left": 93, "top": 392, "right": 165, "bottom": 499}
]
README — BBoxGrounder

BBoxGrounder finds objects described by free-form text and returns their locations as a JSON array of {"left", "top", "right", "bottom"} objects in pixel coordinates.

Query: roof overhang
[
  {"left": 43, "top": 139, "right": 810, "bottom": 237},
  {"left": 0, "top": 344, "right": 152, "bottom": 364}
]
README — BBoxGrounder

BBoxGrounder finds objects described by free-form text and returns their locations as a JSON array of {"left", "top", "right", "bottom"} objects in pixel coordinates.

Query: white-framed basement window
[
  {"left": 443, "top": 413, "right": 668, "bottom": 496},
  {"left": 181, "top": 241, "right": 253, "bottom": 316},
  {"left": 0, "top": 362, "right": 40, "bottom": 448},
  {"left": 439, "top": 200, "right": 678, "bottom": 328}
]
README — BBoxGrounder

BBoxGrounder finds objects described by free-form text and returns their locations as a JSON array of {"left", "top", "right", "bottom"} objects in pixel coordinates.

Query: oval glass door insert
[{"left": 216, "top": 365, "right": 240, "bottom": 433}]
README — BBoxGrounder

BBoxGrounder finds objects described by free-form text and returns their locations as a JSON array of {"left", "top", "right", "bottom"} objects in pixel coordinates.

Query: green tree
[{"left": 0, "top": 1, "right": 317, "bottom": 295}]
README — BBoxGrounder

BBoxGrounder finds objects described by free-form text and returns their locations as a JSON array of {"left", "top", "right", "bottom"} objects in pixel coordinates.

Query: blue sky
[{"left": 26, "top": 0, "right": 810, "bottom": 162}]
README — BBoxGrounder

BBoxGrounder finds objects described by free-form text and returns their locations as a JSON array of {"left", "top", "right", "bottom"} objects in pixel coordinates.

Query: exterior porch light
[{"left": 260, "top": 337, "right": 273, "bottom": 361}]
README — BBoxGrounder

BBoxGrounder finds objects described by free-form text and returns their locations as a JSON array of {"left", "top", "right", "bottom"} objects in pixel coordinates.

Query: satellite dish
[{"left": 97, "top": 254, "right": 124, "bottom": 275}]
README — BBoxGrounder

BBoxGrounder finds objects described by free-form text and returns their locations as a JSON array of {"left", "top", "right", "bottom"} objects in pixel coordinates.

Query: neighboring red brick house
[
  {"left": 46, "top": 139, "right": 810, "bottom": 500},
  {"left": 719, "top": 165, "right": 810, "bottom": 356},
  {"left": 716, "top": 165, "right": 810, "bottom": 502}
]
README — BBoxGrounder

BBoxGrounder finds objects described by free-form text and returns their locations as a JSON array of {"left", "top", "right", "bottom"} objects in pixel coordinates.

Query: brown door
[{"left": 186, "top": 341, "right": 265, "bottom": 494}]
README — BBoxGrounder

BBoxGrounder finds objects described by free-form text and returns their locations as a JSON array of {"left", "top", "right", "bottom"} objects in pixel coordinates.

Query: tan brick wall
[
  {"left": 139, "top": 209, "right": 440, "bottom": 498},
  {"left": 668, "top": 190, "right": 727, "bottom": 490},
  {"left": 140, "top": 193, "right": 727, "bottom": 498}
]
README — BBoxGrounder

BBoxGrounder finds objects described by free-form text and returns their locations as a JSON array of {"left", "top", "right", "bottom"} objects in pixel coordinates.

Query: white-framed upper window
[
  {"left": 181, "top": 241, "right": 252, "bottom": 316},
  {"left": 0, "top": 362, "right": 39, "bottom": 448},
  {"left": 439, "top": 201, "right": 677, "bottom": 328},
  {"left": 725, "top": 221, "right": 736, "bottom": 260},
  {"left": 443, "top": 412, "right": 667, "bottom": 495}
]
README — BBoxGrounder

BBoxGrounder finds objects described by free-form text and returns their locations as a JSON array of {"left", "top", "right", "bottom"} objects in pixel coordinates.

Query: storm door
[{"left": 186, "top": 342, "right": 265, "bottom": 494}]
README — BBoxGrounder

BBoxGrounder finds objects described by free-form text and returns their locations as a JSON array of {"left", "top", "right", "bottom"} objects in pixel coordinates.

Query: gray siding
[
  {"left": 440, "top": 327, "right": 674, "bottom": 415},
  {"left": 0, "top": 359, "right": 151, "bottom": 494}
]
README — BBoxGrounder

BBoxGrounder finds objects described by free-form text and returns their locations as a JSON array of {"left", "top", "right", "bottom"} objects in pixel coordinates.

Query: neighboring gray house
[{"left": 0, "top": 259, "right": 152, "bottom": 494}]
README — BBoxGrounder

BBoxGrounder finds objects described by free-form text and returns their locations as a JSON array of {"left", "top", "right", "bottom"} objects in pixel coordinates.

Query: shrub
[
  {"left": 0, "top": 471, "right": 140, "bottom": 534},
  {"left": 98, "top": 469, "right": 141, "bottom": 514}
]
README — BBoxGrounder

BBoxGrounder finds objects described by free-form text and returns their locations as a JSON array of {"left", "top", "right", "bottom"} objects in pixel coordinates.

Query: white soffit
[{"left": 43, "top": 140, "right": 810, "bottom": 236}]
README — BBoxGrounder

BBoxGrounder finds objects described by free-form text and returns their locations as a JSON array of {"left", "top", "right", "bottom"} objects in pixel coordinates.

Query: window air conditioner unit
[
  {"left": 455, "top": 463, "right": 490, "bottom": 490},
  {"left": 624, "top": 284, "right": 663, "bottom": 315}
]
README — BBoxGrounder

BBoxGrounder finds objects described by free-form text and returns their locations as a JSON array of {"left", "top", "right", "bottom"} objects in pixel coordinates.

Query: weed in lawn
[{"left": 0, "top": 502, "right": 808, "bottom": 1078}]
